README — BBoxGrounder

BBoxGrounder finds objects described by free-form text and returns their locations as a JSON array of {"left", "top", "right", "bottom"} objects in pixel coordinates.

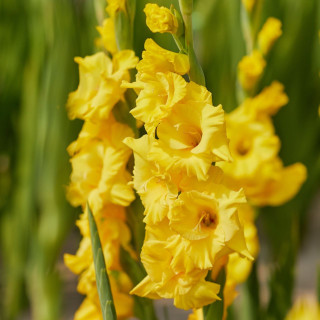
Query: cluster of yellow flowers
[
  {"left": 225, "top": 10, "right": 307, "bottom": 207},
  {"left": 64, "top": 1, "right": 139, "bottom": 318},
  {"left": 64, "top": 0, "right": 308, "bottom": 318},
  {"left": 123, "top": 4, "right": 256, "bottom": 312}
]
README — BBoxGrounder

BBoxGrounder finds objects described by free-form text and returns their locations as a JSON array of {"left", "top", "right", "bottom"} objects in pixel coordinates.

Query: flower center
[
  {"left": 176, "top": 123, "right": 202, "bottom": 149},
  {"left": 236, "top": 139, "right": 251, "bottom": 156},
  {"left": 199, "top": 210, "right": 217, "bottom": 228}
]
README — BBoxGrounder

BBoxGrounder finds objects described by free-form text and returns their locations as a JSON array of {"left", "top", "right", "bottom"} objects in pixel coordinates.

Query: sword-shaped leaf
[{"left": 87, "top": 203, "right": 117, "bottom": 320}]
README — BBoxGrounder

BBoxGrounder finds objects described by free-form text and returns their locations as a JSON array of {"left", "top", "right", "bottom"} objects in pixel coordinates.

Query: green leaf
[
  {"left": 87, "top": 203, "right": 117, "bottom": 320},
  {"left": 203, "top": 268, "right": 226, "bottom": 320}
]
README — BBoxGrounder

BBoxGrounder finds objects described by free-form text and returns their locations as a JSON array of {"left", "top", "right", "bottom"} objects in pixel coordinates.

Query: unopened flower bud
[{"left": 144, "top": 3, "right": 178, "bottom": 34}]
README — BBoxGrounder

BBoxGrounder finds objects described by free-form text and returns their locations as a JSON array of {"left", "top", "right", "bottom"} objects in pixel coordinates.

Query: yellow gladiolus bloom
[
  {"left": 67, "top": 50, "right": 138, "bottom": 121},
  {"left": 219, "top": 112, "right": 280, "bottom": 180},
  {"left": 147, "top": 103, "right": 231, "bottom": 181},
  {"left": 219, "top": 108, "right": 307, "bottom": 206},
  {"left": 131, "top": 233, "right": 220, "bottom": 310},
  {"left": 258, "top": 17, "right": 282, "bottom": 55},
  {"left": 144, "top": 3, "right": 178, "bottom": 34},
  {"left": 244, "top": 159, "right": 307, "bottom": 206},
  {"left": 125, "top": 72, "right": 187, "bottom": 134},
  {"left": 67, "top": 116, "right": 135, "bottom": 209},
  {"left": 243, "top": 81, "right": 289, "bottom": 117},
  {"left": 137, "top": 38, "right": 190, "bottom": 76},
  {"left": 285, "top": 297, "right": 320, "bottom": 320},
  {"left": 238, "top": 50, "right": 266, "bottom": 91},
  {"left": 168, "top": 187, "right": 252, "bottom": 270}
]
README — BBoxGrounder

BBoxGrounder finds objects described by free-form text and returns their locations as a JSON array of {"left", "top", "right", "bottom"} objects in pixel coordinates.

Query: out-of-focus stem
[{"left": 179, "top": 0, "right": 206, "bottom": 86}]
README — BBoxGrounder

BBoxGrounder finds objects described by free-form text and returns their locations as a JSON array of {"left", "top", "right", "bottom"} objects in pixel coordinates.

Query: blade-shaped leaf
[
  {"left": 87, "top": 203, "right": 117, "bottom": 320},
  {"left": 203, "top": 268, "right": 226, "bottom": 320}
]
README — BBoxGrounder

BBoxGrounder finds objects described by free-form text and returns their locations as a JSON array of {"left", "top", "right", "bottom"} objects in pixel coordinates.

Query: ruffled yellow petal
[
  {"left": 96, "top": 18, "right": 117, "bottom": 55},
  {"left": 67, "top": 50, "right": 137, "bottom": 121},
  {"left": 173, "top": 279, "right": 220, "bottom": 310},
  {"left": 123, "top": 135, "right": 158, "bottom": 191},
  {"left": 247, "top": 81, "right": 288, "bottom": 117},
  {"left": 250, "top": 161, "right": 307, "bottom": 206},
  {"left": 137, "top": 38, "right": 190, "bottom": 76},
  {"left": 148, "top": 103, "right": 231, "bottom": 181},
  {"left": 64, "top": 237, "right": 91, "bottom": 274},
  {"left": 67, "top": 118, "right": 135, "bottom": 209},
  {"left": 139, "top": 175, "right": 178, "bottom": 224},
  {"left": 74, "top": 297, "right": 102, "bottom": 320},
  {"left": 168, "top": 186, "right": 250, "bottom": 269},
  {"left": 144, "top": 3, "right": 178, "bottom": 34},
  {"left": 129, "top": 72, "right": 187, "bottom": 133}
]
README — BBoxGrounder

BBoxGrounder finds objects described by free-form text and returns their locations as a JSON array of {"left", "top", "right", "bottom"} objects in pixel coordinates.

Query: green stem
[{"left": 179, "top": 0, "right": 206, "bottom": 85}]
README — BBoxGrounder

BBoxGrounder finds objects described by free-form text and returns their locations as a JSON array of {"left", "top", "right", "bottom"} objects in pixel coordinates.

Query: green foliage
[
  {"left": 87, "top": 204, "right": 117, "bottom": 320},
  {"left": 203, "top": 269, "right": 226, "bottom": 320}
]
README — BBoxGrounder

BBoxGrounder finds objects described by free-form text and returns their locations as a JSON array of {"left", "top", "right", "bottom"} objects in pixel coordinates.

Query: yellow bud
[
  {"left": 242, "top": 0, "right": 256, "bottom": 12},
  {"left": 258, "top": 17, "right": 283, "bottom": 55},
  {"left": 96, "top": 18, "right": 118, "bottom": 54},
  {"left": 238, "top": 50, "right": 266, "bottom": 91},
  {"left": 144, "top": 3, "right": 178, "bottom": 34},
  {"left": 107, "top": 0, "right": 126, "bottom": 17}
]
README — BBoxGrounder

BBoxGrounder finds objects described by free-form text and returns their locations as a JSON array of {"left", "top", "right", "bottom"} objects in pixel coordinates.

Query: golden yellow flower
[
  {"left": 242, "top": 0, "right": 256, "bottom": 12},
  {"left": 258, "top": 17, "right": 282, "bottom": 55},
  {"left": 148, "top": 103, "right": 232, "bottom": 181},
  {"left": 67, "top": 50, "right": 138, "bottom": 121},
  {"left": 219, "top": 109, "right": 307, "bottom": 206},
  {"left": 131, "top": 232, "right": 220, "bottom": 310},
  {"left": 124, "top": 135, "right": 179, "bottom": 224},
  {"left": 67, "top": 116, "right": 135, "bottom": 209},
  {"left": 125, "top": 72, "right": 187, "bottom": 134},
  {"left": 243, "top": 81, "right": 289, "bottom": 117},
  {"left": 285, "top": 297, "right": 320, "bottom": 320},
  {"left": 137, "top": 38, "right": 190, "bottom": 76},
  {"left": 238, "top": 50, "right": 266, "bottom": 91},
  {"left": 168, "top": 183, "right": 252, "bottom": 270},
  {"left": 245, "top": 159, "right": 307, "bottom": 206},
  {"left": 219, "top": 111, "right": 280, "bottom": 180},
  {"left": 144, "top": 3, "right": 178, "bottom": 34},
  {"left": 96, "top": 18, "right": 118, "bottom": 54}
]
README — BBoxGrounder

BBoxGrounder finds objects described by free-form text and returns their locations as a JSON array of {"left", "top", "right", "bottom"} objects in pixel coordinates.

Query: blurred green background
[{"left": 0, "top": 0, "right": 319, "bottom": 319}]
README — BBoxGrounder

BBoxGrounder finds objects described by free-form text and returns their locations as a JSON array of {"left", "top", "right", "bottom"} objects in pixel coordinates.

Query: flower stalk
[{"left": 178, "top": 0, "right": 206, "bottom": 85}]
